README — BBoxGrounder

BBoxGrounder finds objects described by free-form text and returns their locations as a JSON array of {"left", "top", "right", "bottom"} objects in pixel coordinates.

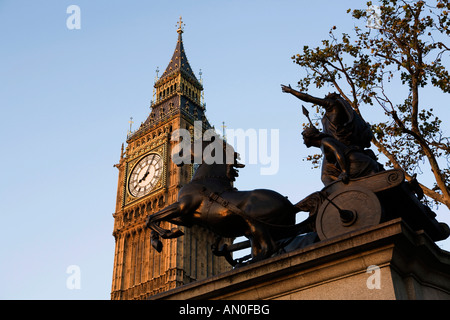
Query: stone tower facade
[{"left": 110, "top": 19, "right": 231, "bottom": 300}]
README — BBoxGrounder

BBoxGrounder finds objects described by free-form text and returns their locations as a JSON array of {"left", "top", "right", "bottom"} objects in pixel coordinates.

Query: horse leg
[
  {"left": 150, "top": 229, "right": 163, "bottom": 252},
  {"left": 148, "top": 222, "right": 182, "bottom": 252},
  {"left": 248, "top": 222, "right": 277, "bottom": 262},
  {"left": 145, "top": 202, "right": 185, "bottom": 239},
  {"left": 146, "top": 194, "right": 199, "bottom": 243},
  {"left": 146, "top": 202, "right": 180, "bottom": 225},
  {"left": 147, "top": 220, "right": 183, "bottom": 252}
]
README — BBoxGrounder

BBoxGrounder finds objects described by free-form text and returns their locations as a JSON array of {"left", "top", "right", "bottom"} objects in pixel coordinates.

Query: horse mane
[
  {"left": 192, "top": 134, "right": 245, "bottom": 182},
  {"left": 213, "top": 135, "right": 245, "bottom": 181}
]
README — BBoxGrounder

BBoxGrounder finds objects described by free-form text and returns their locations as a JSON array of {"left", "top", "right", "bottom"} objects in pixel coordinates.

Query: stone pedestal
[{"left": 148, "top": 218, "right": 450, "bottom": 300}]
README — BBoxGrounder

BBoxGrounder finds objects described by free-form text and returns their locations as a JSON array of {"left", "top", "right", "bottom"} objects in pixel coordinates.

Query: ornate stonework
[{"left": 110, "top": 20, "right": 231, "bottom": 300}]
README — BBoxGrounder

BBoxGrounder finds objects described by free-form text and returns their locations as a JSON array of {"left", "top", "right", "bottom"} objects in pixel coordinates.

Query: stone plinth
[{"left": 148, "top": 218, "right": 450, "bottom": 300}]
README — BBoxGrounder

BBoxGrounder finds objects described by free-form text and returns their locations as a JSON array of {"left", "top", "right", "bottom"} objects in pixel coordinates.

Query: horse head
[{"left": 172, "top": 129, "right": 245, "bottom": 182}]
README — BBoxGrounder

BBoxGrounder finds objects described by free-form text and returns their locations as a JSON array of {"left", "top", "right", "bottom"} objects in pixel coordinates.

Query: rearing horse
[{"left": 145, "top": 135, "right": 307, "bottom": 262}]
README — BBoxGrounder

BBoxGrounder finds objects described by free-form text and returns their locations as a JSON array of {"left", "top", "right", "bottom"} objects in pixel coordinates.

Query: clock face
[{"left": 128, "top": 153, "right": 163, "bottom": 198}]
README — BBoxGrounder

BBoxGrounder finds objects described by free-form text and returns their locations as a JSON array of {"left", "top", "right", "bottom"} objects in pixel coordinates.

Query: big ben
[{"left": 110, "top": 18, "right": 231, "bottom": 300}]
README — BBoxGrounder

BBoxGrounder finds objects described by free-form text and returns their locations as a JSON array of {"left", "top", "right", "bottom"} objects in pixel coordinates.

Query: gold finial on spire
[
  {"left": 128, "top": 116, "right": 134, "bottom": 135},
  {"left": 176, "top": 16, "right": 185, "bottom": 34},
  {"left": 221, "top": 121, "right": 227, "bottom": 141}
]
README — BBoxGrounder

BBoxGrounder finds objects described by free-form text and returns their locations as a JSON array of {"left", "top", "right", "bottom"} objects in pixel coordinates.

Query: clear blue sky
[{"left": 0, "top": 0, "right": 449, "bottom": 299}]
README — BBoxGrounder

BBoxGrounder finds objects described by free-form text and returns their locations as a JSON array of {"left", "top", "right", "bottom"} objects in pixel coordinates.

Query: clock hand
[
  {"left": 138, "top": 157, "right": 155, "bottom": 184},
  {"left": 138, "top": 170, "right": 150, "bottom": 183}
]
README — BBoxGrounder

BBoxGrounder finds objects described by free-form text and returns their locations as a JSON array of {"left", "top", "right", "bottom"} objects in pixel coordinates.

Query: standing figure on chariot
[{"left": 281, "top": 85, "right": 383, "bottom": 185}]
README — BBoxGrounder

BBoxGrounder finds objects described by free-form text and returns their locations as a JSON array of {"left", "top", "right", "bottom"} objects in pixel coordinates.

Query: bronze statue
[
  {"left": 281, "top": 84, "right": 449, "bottom": 243},
  {"left": 142, "top": 86, "right": 449, "bottom": 268},
  {"left": 145, "top": 136, "right": 313, "bottom": 265},
  {"left": 302, "top": 126, "right": 381, "bottom": 185},
  {"left": 281, "top": 85, "right": 384, "bottom": 185},
  {"left": 281, "top": 85, "right": 373, "bottom": 148}
]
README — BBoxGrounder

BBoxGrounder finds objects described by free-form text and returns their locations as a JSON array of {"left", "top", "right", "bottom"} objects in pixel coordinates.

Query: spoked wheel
[{"left": 316, "top": 187, "right": 382, "bottom": 240}]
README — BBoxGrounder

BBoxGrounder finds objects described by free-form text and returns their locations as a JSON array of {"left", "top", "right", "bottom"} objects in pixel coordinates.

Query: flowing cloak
[{"left": 322, "top": 97, "right": 373, "bottom": 149}]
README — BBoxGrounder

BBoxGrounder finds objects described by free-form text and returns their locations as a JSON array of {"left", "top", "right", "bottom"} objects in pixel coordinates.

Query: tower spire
[
  {"left": 135, "top": 17, "right": 210, "bottom": 134},
  {"left": 157, "top": 16, "right": 199, "bottom": 83}
]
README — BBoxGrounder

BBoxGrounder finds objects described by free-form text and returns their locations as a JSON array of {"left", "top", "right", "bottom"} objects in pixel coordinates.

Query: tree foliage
[{"left": 293, "top": 0, "right": 450, "bottom": 209}]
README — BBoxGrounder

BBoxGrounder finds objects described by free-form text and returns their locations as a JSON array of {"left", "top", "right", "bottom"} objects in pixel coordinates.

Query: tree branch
[{"left": 373, "top": 135, "right": 449, "bottom": 207}]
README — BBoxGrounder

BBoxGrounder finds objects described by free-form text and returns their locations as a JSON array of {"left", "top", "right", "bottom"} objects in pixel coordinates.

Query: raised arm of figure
[{"left": 281, "top": 84, "right": 327, "bottom": 107}]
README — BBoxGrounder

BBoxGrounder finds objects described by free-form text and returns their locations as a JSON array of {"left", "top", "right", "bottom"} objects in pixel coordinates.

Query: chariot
[{"left": 214, "top": 169, "right": 450, "bottom": 266}]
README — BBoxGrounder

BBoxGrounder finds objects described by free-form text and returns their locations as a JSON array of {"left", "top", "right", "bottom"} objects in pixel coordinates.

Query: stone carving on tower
[{"left": 110, "top": 17, "right": 231, "bottom": 300}]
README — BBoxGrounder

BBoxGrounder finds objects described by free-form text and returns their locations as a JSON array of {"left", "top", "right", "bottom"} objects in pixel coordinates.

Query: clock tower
[{"left": 110, "top": 18, "right": 231, "bottom": 300}]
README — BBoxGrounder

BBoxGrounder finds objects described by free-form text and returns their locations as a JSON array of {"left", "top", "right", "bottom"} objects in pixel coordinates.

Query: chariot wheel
[{"left": 316, "top": 187, "right": 382, "bottom": 240}]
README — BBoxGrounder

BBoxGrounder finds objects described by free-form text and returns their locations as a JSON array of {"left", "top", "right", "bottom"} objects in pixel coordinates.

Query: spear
[{"left": 302, "top": 105, "right": 314, "bottom": 128}]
